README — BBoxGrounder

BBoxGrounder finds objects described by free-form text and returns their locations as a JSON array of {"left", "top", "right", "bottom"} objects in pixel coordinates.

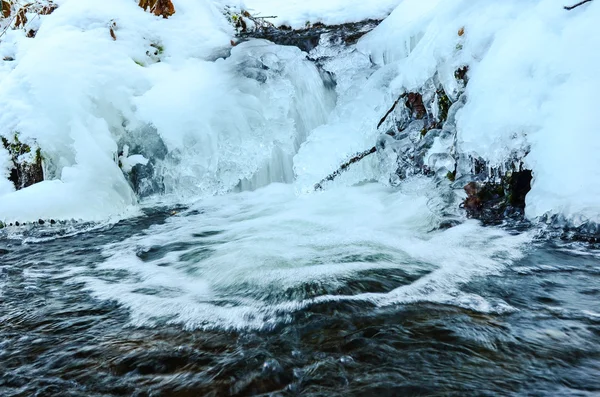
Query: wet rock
[
  {"left": 238, "top": 20, "right": 381, "bottom": 53},
  {"left": 454, "top": 66, "right": 469, "bottom": 87},
  {"left": 462, "top": 170, "right": 532, "bottom": 224},
  {"left": 406, "top": 92, "right": 427, "bottom": 120},
  {"left": 1, "top": 134, "right": 44, "bottom": 190}
]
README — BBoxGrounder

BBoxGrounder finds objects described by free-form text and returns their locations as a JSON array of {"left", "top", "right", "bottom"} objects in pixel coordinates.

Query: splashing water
[{"left": 70, "top": 180, "right": 530, "bottom": 331}]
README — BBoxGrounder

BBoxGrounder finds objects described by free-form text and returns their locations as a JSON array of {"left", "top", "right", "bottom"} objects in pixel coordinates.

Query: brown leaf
[
  {"left": 14, "top": 7, "right": 27, "bottom": 29},
  {"left": 1, "top": 0, "right": 11, "bottom": 18},
  {"left": 39, "top": 2, "right": 57, "bottom": 16},
  {"left": 138, "top": 0, "right": 175, "bottom": 19},
  {"left": 458, "top": 26, "right": 465, "bottom": 37}
]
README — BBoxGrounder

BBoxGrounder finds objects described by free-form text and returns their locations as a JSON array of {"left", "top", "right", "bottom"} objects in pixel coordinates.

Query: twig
[
  {"left": 315, "top": 94, "right": 406, "bottom": 190},
  {"left": 377, "top": 95, "right": 403, "bottom": 129},
  {"left": 564, "top": 0, "right": 593, "bottom": 10},
  {"left": 314, "top": 146, "right": 377, "bottom": 190}
]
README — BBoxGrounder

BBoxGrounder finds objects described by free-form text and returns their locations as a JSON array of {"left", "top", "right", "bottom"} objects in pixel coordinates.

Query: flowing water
[
  {"left": 1, "top": 183, "right": 599, "bottom": 396},
  {"left": 1, "top": 30, "right": 600, "bottom": 397}
]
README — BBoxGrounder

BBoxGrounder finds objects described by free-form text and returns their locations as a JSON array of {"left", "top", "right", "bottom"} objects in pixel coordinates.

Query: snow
[
  {"left": 0, "top": 0, "right": 598, "bottom": 225},
  {"left": 298, "top": 0, "right": 600, "bottom": 223},
  {"left": 0, "top": 0, "right": 332, "bottom": 222},
  {"left": 238, "top": 0, "right": 403, "bottom": 29}
]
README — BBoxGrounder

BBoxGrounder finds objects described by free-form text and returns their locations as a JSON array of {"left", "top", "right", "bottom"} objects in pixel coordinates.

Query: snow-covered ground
[
  {"left": 0, "top": 0, "right": 598, "bottom": 225},
  {"left": 239, "top": 0, "right": 403, "bottom": 29}
]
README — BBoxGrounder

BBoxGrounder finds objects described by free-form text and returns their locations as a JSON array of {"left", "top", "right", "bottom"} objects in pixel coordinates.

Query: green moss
[
  {"left": 2, "top": 132, "right": 44, "bottom": 189},
  {"left": 446, "top": 170, "right": 456, "bottom": 182},
  {"left": 134, "top": 59, "right": 145, "bottom": 67},
  {"left": 436, "top": 89, "right": 452, "bottom": 124},
  {"left": 2, "top": 133, "right": 32, "bottom": 156},
  {"left": 150, "top": 43, "right": 164, "bottom": 55},
  {"left": 35, "top": 147, "right": 42, "bottom": 164}
]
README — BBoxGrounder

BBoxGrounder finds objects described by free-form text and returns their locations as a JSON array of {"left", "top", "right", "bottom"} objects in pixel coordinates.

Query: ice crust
[{"left": 0, "top": 0, "right": 598, "bottom": 223}]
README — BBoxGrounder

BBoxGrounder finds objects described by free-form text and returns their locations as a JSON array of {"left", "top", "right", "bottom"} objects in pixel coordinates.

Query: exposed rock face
[
  {"left": 462, "top": 170, "right": 532, "bottom": 224},
  {"left": 238, "top": 20, "right": 381, "bottom": 53},
  {"left": 2, "top": 135, "right": 44, "bottom": 190}
]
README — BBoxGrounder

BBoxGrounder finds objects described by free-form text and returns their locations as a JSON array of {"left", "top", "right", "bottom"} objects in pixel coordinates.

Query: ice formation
[{"left": 0, "top": 0, "right": 598, "bottom": 225}]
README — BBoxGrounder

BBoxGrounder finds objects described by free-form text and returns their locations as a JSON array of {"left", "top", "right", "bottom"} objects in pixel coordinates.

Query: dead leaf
[
  {"left": 38, "top": 2, "right": 57, "bottom": 15},
  {"left": 1, "top": 0, "right": 11, "bottom": 18},
  {"left": 109, "top": 20, "right": 117, "bottom": 40},
  {"left": 458, "top": 26, "right": 465, "bottom": 37},
  {"left": 139, "top": 0, "right": 175, "bottom": 19},
  {"left": 14, "top": 6, "right": 27, "bottom": 29}
]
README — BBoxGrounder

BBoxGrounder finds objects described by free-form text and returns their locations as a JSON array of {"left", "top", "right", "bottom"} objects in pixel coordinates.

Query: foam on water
[{"left": 73, "top": 180, "right": 530, "bottom": 330}]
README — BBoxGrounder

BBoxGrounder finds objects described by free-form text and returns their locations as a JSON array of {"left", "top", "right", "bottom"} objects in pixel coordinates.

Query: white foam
[{"left": 72, "top": 182, "right": 530, "bottom": 330}]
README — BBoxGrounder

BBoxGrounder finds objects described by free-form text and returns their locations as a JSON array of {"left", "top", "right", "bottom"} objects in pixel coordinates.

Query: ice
[
  {"left": 236, "top": 0, "right": 403, "bottom": 29},
  {"left": 0, "top": 0, "right": 333, "bottom": 222},
  {"left": 0, "top": 0, "right": 598, "bottom": 224},
  {"left": 298, "top": 0, "right": 600, "bottom": 222}
]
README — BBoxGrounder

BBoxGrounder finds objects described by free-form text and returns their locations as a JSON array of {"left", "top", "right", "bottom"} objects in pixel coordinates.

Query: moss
[
  {"left": 150, "top": 42, "right": 164, "bottom": 55},
  {"left": 2, "top": 132, "right": 44, "bottom": 189},
  {"left": 3, "top": 133, "right": 32, "bottom": 156},
  {"left": 436, "top": 89, "right": 451, "bottom": 124},
  {"left": 134, "top": 59, "right": 145, "bottom": 67},
  {"left": 446, "top": 170, "right": 456, "bottom": 182}
]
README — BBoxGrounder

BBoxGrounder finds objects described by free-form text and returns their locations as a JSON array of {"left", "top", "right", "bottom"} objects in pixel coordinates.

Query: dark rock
[
  {"left": 462, "top": 170, "right": 532, "bottom": 224},
  {"left": 405, "top": 93, "right": 427, "bottom": 120},
  {"left": 239, "top": 20, "right": 381, "bottom": 53},
  {"left": 454, "top": 66, "right": 469, "bottom": 86},
  {"left": 2, "top": 134, "right": 44, "bottom": 190}
]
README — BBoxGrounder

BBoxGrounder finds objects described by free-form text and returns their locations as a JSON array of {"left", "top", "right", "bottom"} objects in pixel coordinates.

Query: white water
[
  {"left": 71, "top": 181, "right": 529, "bottom": 330},
  {"left": 0, "top": 0, "right": 595, "bottom": 331}
]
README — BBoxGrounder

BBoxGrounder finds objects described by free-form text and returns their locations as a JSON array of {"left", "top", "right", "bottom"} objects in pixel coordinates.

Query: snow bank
[
  {"left": 0, "top": 0, "right": 597, "bottom": 225},
  {"left": 297, "top": 0, "right": 600, "bottom": 223},
  {"left": 235, "top": 0, "right": 402, "bottom": 29},
  {"left": 0, "top": 0, "right": 333, "bottom": 222}
]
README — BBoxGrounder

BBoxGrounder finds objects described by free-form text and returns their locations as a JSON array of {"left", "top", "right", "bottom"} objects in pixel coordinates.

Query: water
[
  {"left": 1, "top": 20, "right": 599, "bottom": 397},
  {"left": 1, "top": 183, "right": 599, "bottom": 396}
]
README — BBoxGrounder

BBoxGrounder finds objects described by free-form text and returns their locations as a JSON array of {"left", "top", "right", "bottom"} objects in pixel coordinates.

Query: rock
[
  {"left": 462, "top": 170, "right": 532, "bottom": 224},
  {"left": 238, "top": 20, "right": 381, "bottom": 53},
  {"left": 2, "top": 134, "right": 44, "bottom": 190}
]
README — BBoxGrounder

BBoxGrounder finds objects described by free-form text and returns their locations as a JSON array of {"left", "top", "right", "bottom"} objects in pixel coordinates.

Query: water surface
[{"left": 1, "top": 183, "right": 599, "bottom": 396}]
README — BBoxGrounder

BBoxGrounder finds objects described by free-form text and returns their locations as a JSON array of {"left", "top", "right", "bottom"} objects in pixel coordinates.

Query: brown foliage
[
  {"left": 38, "top": 2, "right": 57, "bottom": 15},
  {"left": 1, "top": 0, "right": 11, "bottom": 18},
  {"left": 109, "top": 20, "right": 117, "bottom": 40},
  {"left": 14, "top": 6, "right": 27, "bottom": 28},
  {"left": 139, "top": 0, "right": 175, "bottom": 19}
]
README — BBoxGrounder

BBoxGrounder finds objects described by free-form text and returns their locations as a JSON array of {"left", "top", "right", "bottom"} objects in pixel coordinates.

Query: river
[{"left": 1, "top": 183, "right": 599, "bottom": 396}]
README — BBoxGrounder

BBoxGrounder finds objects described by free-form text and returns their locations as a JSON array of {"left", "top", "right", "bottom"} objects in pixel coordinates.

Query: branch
[
  {"left": 377, "top": 95, "right": 403, "bottom": 129},
  {"left": 564, "top": 0, "right": 593, "bottom": 10},
  {"left": 314, "top": 146, "right": 377, "bottom": 190},
  {"left": 314, "top": 94, "right": 407, "bottom": 190}
]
